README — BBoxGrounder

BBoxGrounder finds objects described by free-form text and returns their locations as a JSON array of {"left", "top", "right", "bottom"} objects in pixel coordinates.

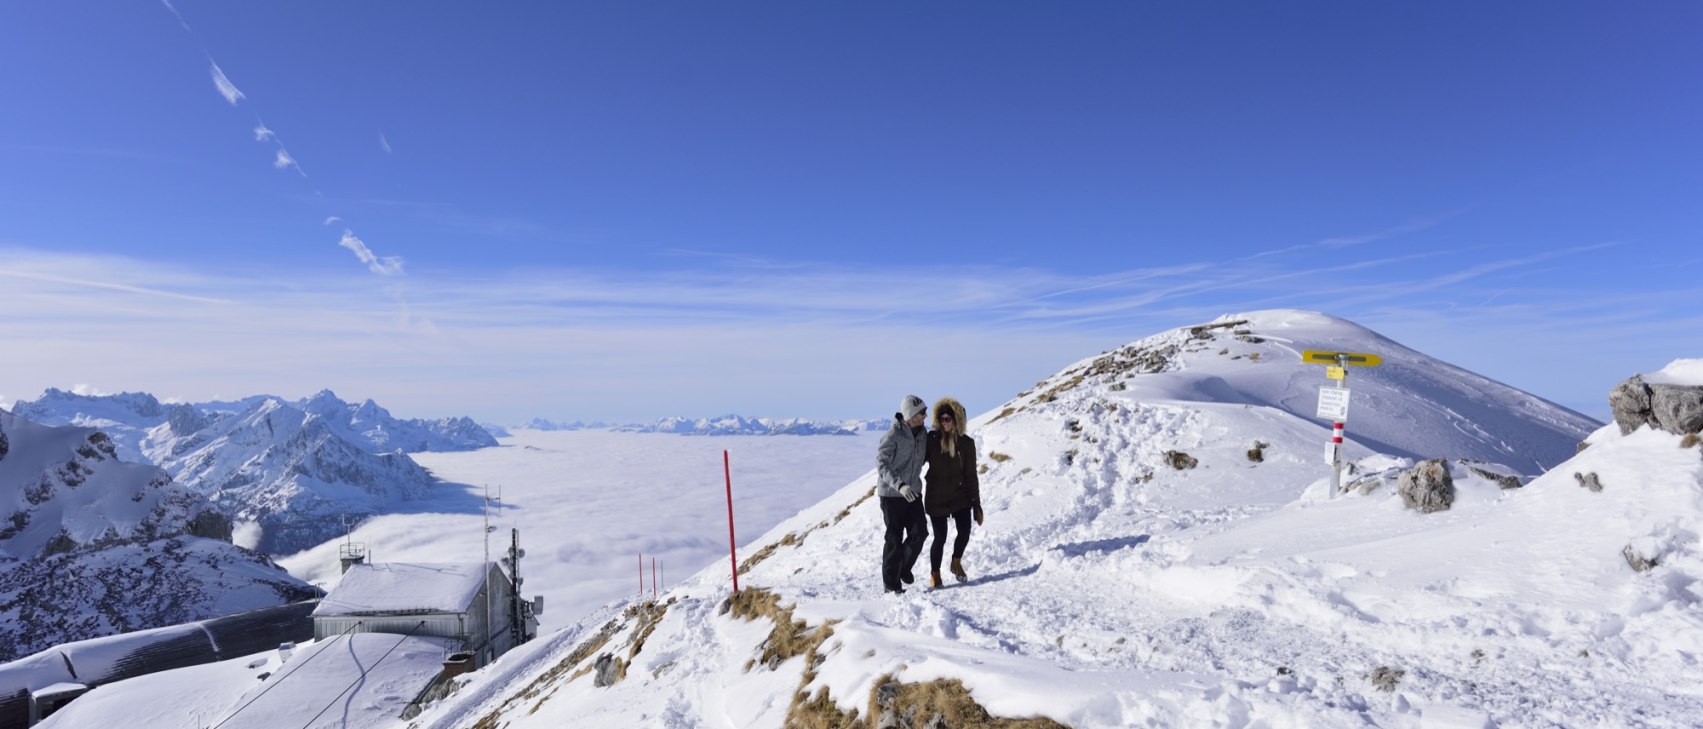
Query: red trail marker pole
[{"left": 725, "top": 450, "right": 739, "bottom": 594}]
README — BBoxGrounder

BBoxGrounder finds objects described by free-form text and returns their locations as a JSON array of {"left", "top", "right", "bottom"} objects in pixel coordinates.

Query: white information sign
[{"left": 1316, "top": 387, "right": 1351, "bottom": 421}]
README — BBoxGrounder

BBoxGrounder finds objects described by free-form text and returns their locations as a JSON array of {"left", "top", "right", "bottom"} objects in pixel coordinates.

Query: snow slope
[
  {"left": 410, "top": 310, "right": 1703, "bottom": 729},
  {"left": 39, "top": 634, "right": 458, "bottom": 729}
]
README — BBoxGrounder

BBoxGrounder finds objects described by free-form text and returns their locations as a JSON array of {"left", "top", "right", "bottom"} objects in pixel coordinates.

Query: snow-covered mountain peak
[
  {"left": 0, "top": 409, "right": 215, "bottom": 560},
  {"left": 21, "top": 387, "right": 167, "bottom": 422},
  {"left": 997, "top": 308, "right": 1598, "bottom": 473},
  {"left": 416, "top": 310, "right": 1685, "bottom": 729},
  {"left": 0, "top": 409, "right": 319, "bottom": 661}
]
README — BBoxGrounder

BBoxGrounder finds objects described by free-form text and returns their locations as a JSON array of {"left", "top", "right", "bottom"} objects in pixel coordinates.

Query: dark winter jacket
[
  {"left": 876, "top": 414, "right": 927, "bottom": 498},
  {"left": 924, "top": 397, "right": 980, "bottom": 516}
]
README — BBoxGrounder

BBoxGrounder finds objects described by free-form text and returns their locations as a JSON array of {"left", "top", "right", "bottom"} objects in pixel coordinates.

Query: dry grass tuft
[
  {"left": 741, "top": 532, "right": 801, "bottom": 575},
  {"left": 1682, "top": 433, "right": 1700, "bottom": 449},
  {"left": 722, "top": 587, "right": 862, "bottom": 727},
  {"left": 727, "top": 588, "right": 838, "bottom": 673},
  {"left": 863, "top": 674, "right": 1070, "bottom": 728},
  {"left": 987, "top": 451, "right": 1013, "bottom": 463},
  {"left": 473, "top": 615, "right": 626, "bottom": 727},
  {"left": 746, "top": 488, "right": 875, "bottom": 576},
  {"left": 626, "top": 597, "right": 676, "bottom": 659},
  {"left": 788, "top": 685, "right": 863, "bottom": 729}
]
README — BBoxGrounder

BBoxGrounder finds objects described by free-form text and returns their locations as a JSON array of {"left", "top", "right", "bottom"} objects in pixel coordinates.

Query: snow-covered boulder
[
  {"left": 1396, "top": 458, "right": 1455, "bottom": 513},
  {"left": 1609, "top": 360, "right": 1703, "bottom": 436}
]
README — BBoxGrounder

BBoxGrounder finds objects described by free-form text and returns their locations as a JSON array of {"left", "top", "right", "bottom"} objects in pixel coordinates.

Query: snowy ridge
[
  {"left": 147, "top": 397, "right": 442, "bottom": 554},
  {"left": 410, "top": 310, "right": 1703, "bottom": 728},
  {"left": 16, "top": 387, "right": 498, "bottom": 459},
  {"left": 527, "top": 415, "right": 888, "bottom": 435},
  {"left": 13, "top": 388, "right": 497, "bottom": 554},
  {"left": 0, "top": 409, "right": 319, "bottom": 662}
]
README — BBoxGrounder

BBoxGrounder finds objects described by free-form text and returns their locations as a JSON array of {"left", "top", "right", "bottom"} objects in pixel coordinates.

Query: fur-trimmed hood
[{"left": 932, "top": 396, "right": 968, "bottom": 434}]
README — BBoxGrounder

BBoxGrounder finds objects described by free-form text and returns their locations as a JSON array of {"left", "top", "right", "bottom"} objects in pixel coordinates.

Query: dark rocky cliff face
[{"left": 0, "top": 537, "right": 322, "bottom": 662}]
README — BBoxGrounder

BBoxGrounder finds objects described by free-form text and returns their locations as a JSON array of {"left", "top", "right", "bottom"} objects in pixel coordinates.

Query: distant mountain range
[
  {"left": 520, "top": 415, "right": 889, "bottom": 436},
  {"left": 11, "top": 388, "right": 496, "bottom": 553}
]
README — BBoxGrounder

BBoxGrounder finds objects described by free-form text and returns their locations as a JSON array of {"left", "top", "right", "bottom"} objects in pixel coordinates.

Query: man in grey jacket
[{"left": 877, "top": 394, "right": 930, "bottom": 593}]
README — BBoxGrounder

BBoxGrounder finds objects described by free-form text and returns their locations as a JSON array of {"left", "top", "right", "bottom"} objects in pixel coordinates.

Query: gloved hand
[
  {"left": 900, "top": 484, "right": 919, "bottom": 503},
  {"left": 973, "top": 504, "right": 985, "bottom": 525}
]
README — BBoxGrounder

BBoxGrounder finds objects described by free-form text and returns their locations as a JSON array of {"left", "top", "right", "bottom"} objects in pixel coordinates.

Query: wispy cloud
[
  {"left": 0, "top": 264, "right": 231, "bottom": 305},
  {"left": 324, "top": 216, "right": 343, "bottom": 226},
  {"left": 2, "top": 242, "right": 1694, "bottom": 423},
  {"left": 158, "top": 0, "right": 191, "bottom": 31},
  {"left": 337, "top": 230, "right": 405, "bottom": 276},
  {"left": 254, "top": 125, "right": 275, "bottom": 142},
  {"left": 1244, "top": 208, "right": 1470, "bottom": 261},
  {"left": 209, "top": 61, "right": 244, "bottom": 105},
  {"left": 379, "top": 133, "right": 392, "bottom": 155},
  {"left": 273, "top": 149, "right": 302, "bottom": 174}
]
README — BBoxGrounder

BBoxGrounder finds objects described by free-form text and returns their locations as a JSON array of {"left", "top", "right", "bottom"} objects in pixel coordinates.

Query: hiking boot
[
  {"left": 884, "top": 585, "right": 906, "bottom": 595},
  {"left": 900, "top": 569, "right": 915, "bottom": 585},
  {"left": 950, "top": 557, "right": 967, "bottom": 582},
  {"left": 930, "top": 571, "right": 943, "bottom": 589}
]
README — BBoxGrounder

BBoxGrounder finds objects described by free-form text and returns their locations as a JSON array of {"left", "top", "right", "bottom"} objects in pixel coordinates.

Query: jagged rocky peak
[
  {"left": 350, "top": 398, "right": 393, "bottom": 424},
  {"left": 302, "top": 388, "right": 347, "bottom": 418},
  {"left": 167, "top": 402, "right": 210, "bottom": 436}
]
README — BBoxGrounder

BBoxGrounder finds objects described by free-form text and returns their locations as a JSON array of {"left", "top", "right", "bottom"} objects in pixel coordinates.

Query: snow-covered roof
[{"left": 313, "top": 562, "right": 496, "bottom": 617}]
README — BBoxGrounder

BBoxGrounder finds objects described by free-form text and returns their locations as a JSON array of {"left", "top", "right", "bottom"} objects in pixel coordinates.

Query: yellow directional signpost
[
  {"left": 1301, "top": 351, "right": 1383, "bottom": 367},
  {"left": 1300, "top": 350, "right": 1383, "bottom": 499}
]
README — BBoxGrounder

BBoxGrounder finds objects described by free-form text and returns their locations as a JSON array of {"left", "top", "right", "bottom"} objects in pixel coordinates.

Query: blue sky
[{"left": 1, "top": 2, "right": 1699, "bottom": 423}]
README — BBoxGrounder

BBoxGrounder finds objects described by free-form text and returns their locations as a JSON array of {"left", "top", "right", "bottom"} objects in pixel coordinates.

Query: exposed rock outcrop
[
  {"left": 1610, "top": 375, "right": 1703, "bottom": 435},
  {"left": 1398, "top": 459, "right": 1455, "bottom": 513}
]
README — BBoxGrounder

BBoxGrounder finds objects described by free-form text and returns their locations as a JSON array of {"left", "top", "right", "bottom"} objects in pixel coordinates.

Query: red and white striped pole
[
  {"left": 725, "top": 450, "right": 740, "bottom": 594},
  {"left": 1329, "top": 421, "right": 1345, "bottom": 499},
  {"left": 1328, "top": 352, "right": 1349, "bottom": 499}
]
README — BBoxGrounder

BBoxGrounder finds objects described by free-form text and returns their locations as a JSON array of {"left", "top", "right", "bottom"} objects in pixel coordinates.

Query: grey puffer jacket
[{"left": 875, "top": 414, "right": 927, "bottom": 498}]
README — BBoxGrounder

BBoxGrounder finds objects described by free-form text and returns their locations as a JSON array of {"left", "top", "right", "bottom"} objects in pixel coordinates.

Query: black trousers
[
  {"left": 879, "top": 495, "right": 927, "bottom": 590},
  {"left": 929, "top": 507, "right": 974, "bottom": 572}
]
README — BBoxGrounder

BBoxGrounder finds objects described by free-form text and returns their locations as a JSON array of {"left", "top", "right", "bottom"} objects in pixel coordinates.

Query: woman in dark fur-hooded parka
[{"left": 924, "top": 396, "right": 982, "bottom": 587}]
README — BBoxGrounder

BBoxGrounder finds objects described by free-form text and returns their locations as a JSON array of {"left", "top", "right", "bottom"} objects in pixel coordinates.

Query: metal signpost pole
[
  {"left": 1330, "top": 354, "right": 1347, "bottom": 500},
  {"left": 1304, "top": 349, "right": 1378, "bottom": 501}
]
